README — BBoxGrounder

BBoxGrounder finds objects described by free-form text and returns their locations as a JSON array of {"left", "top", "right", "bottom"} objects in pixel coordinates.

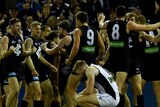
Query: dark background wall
[
  {"left": 0, "top": 0, "right": 19, "bottom": 12},
  {"left": 108, "top": 0, "right": 155, "bottom": 20},
  {"left": 127, "top": 82, "right": 157, "bottom": 107}
]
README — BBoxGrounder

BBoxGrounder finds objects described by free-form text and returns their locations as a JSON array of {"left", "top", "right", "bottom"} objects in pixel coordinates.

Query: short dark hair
[
  {"left": 58, "top": 20, "right": 71, "bottom": 32},
  {"left": 76, "top": 11, "right": 88, "bottom": 23},
  {"left": 116, "top": 5, "right": 126, "bottom": 18},
  {"left": 45, "top": 30, "right": 59, "bottom": 40},
  {"left": 41, "top": 25, "right": 50, "bottom": 31},
  {"left": 9, "top": 18, "right": 21, "bottom": 27}
]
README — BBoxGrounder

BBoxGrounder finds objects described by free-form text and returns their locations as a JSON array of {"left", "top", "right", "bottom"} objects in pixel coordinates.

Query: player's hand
[
  {"left": 50, "top": 65, "right": 58, "bottom": 72},
  {"left": 139, "top": 31, "right": 146, "bottom": 39},
  {"left": 97, "top": 13, "right": 105, "bottom": 22},
  {"left": 94, "top": 88, "right": 99, "bottom": 93},
  {"left": 65, "top": 59, "right": 72, "bottom": 65},
  {"left": 139, "top": 31, "right": 146, "bottom": 42},
  {"left": 31, "top": 69, "right": 39, "bottom": 76},
  {"left": 32, "top": 46, "right": 37, "bottom": 53},
  {"left": 95, "top": 58, "right": 101, "bottom": 64},
  {"left": 10, "top": 46, "right": 15, "bottom": 52},
  {"left": 41, "top": 42, "right": 47, "bottom": 51},
  {"left": 99, "top": 61, "right": 105, "bottom": 67}
]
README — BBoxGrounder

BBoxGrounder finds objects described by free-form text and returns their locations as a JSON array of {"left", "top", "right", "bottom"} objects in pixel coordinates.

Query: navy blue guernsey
[
  {"left": 141, "top": 30, "right": 160, "bottom": 61},
  {"left": 41, "top": 41, "right": 54, "bottom": 64},
  {"left": 140, "top": 30, "right": 160, "bottom": 81},
  {"left": 29, "top": 36, "right": 41, "bottom": 72},
  {"left": 76, "top": 26, "right": 99, "bottom": 65},
  {"left": 106, "top": 20, "right": 130, "bottom": 73},
  {"left": 58, "top": 32, "right": 74, "bottom": 95},
  {"left": 128, "top": 31, "right": 142, "bottom": 61},
  {"left": 60, "top": 32, "right": 74, "bottom": 68},
  {"left": 107, "top": 20, "right": 129, "bottom": 56},
  {"left": 40, "top": 41, "right": 54, "bottom": 75},
  {"left": 4, "top": 33, "right": 24, "bottom": 71},
  {"left": 64, "top": 32, "right": 74, "bottom": 57}
]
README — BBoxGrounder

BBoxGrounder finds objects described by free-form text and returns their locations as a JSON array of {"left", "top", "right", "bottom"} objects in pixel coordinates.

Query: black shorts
[
  {"left": 4, "top": 62, "right": 25, "bottom": 81},
  {"left": 128, "top": 59, "right": 141, "bottom": 78},
  {"left": 38, "top": 67, "right": 50, "bottom": 82},
  {"left": 140, "top": 58, "right": 160, "bottom": 81},
  {"left": 23, "top": 65, "right": 40, "bottom": 85},
  {"left": 39, "top": 73, "right": 49, "bottom": 83},
  {"left": 106, "top": 55, "right": 130, "bottom": 74}
]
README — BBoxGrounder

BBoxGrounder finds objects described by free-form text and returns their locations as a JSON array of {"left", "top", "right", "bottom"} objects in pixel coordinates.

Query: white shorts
[{"left": 96, "top": 93, "right": 120, "bottom": 107}]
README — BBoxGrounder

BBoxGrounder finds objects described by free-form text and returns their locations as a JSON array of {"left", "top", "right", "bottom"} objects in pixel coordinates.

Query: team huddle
[{"left": 0, "top": 1, "right": 160, "bottom": 107}]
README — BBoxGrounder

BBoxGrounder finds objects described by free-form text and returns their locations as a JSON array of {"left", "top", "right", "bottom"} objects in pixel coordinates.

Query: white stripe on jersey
[{"left": 91, "top": 64, "right": 119, "bottom": 94}]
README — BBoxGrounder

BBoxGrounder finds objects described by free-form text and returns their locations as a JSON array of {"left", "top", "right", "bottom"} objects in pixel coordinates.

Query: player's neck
[{"left": 9, "top": 30, "right": 17, "bottom": 36}]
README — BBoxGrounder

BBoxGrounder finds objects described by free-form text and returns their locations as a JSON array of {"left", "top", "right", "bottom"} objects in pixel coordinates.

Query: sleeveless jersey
[
  {"left": 128, "top": 31, "right": 142, "bottom": 61},
  {"left": 61, "top": 32, "right": 74, "bottom": 65},
  {"left": 76, "top": 26, "right": 99, "bottom": 65},
  {"left": 40, "top": 41, "right": 55, "bottom": 66},
  {"left": 39, "top": 40, "right": 54, "bottom": 80},
  {"left": 140, "top": 30, "right": 160, "bottom": 80},
  {"left": 4, "top": 33, "right": 24, "bottom": 72},
  {"left": 106, "top": 20, "right": 130, "bottom": 72},
  {"left": 59, "top": 32, "right": 74, "bottom": 75},
  {"left": 29, "top": 36, "right": 41, "bottom": 72},
  {"left": 107, "top": 20, "right": 129, "bottom": 56},
  {"left": 91, "top": 64, "right": 119, "bottom": 99},
  {"left": 141, "top": 30, "right": 159, "bottom": 59}
]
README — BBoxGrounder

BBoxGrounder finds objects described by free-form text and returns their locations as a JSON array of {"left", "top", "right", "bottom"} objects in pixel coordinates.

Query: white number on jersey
[
  {"left": 111, "top": 24, "right": 120, "bottom": 40},
  {"left": 87, "top": 29, "right": 94, "bottom": 45},
  {"left": 14, "top": 44, "right": 21, "bottom": 56},
  {"left": 36, "top": 47, "right": 41, "bottom": 59}
]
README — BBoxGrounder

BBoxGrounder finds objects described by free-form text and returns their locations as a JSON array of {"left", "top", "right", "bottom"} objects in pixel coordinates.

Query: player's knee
[
  {"left": 12, "top": 88, "right": 19, "bottom": 97},
  {"left": 133, "top": 85, "right": 142, "bottom": 95},
  {"left": 24, "top": 92, "right": 33, "bottom": 101}
]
